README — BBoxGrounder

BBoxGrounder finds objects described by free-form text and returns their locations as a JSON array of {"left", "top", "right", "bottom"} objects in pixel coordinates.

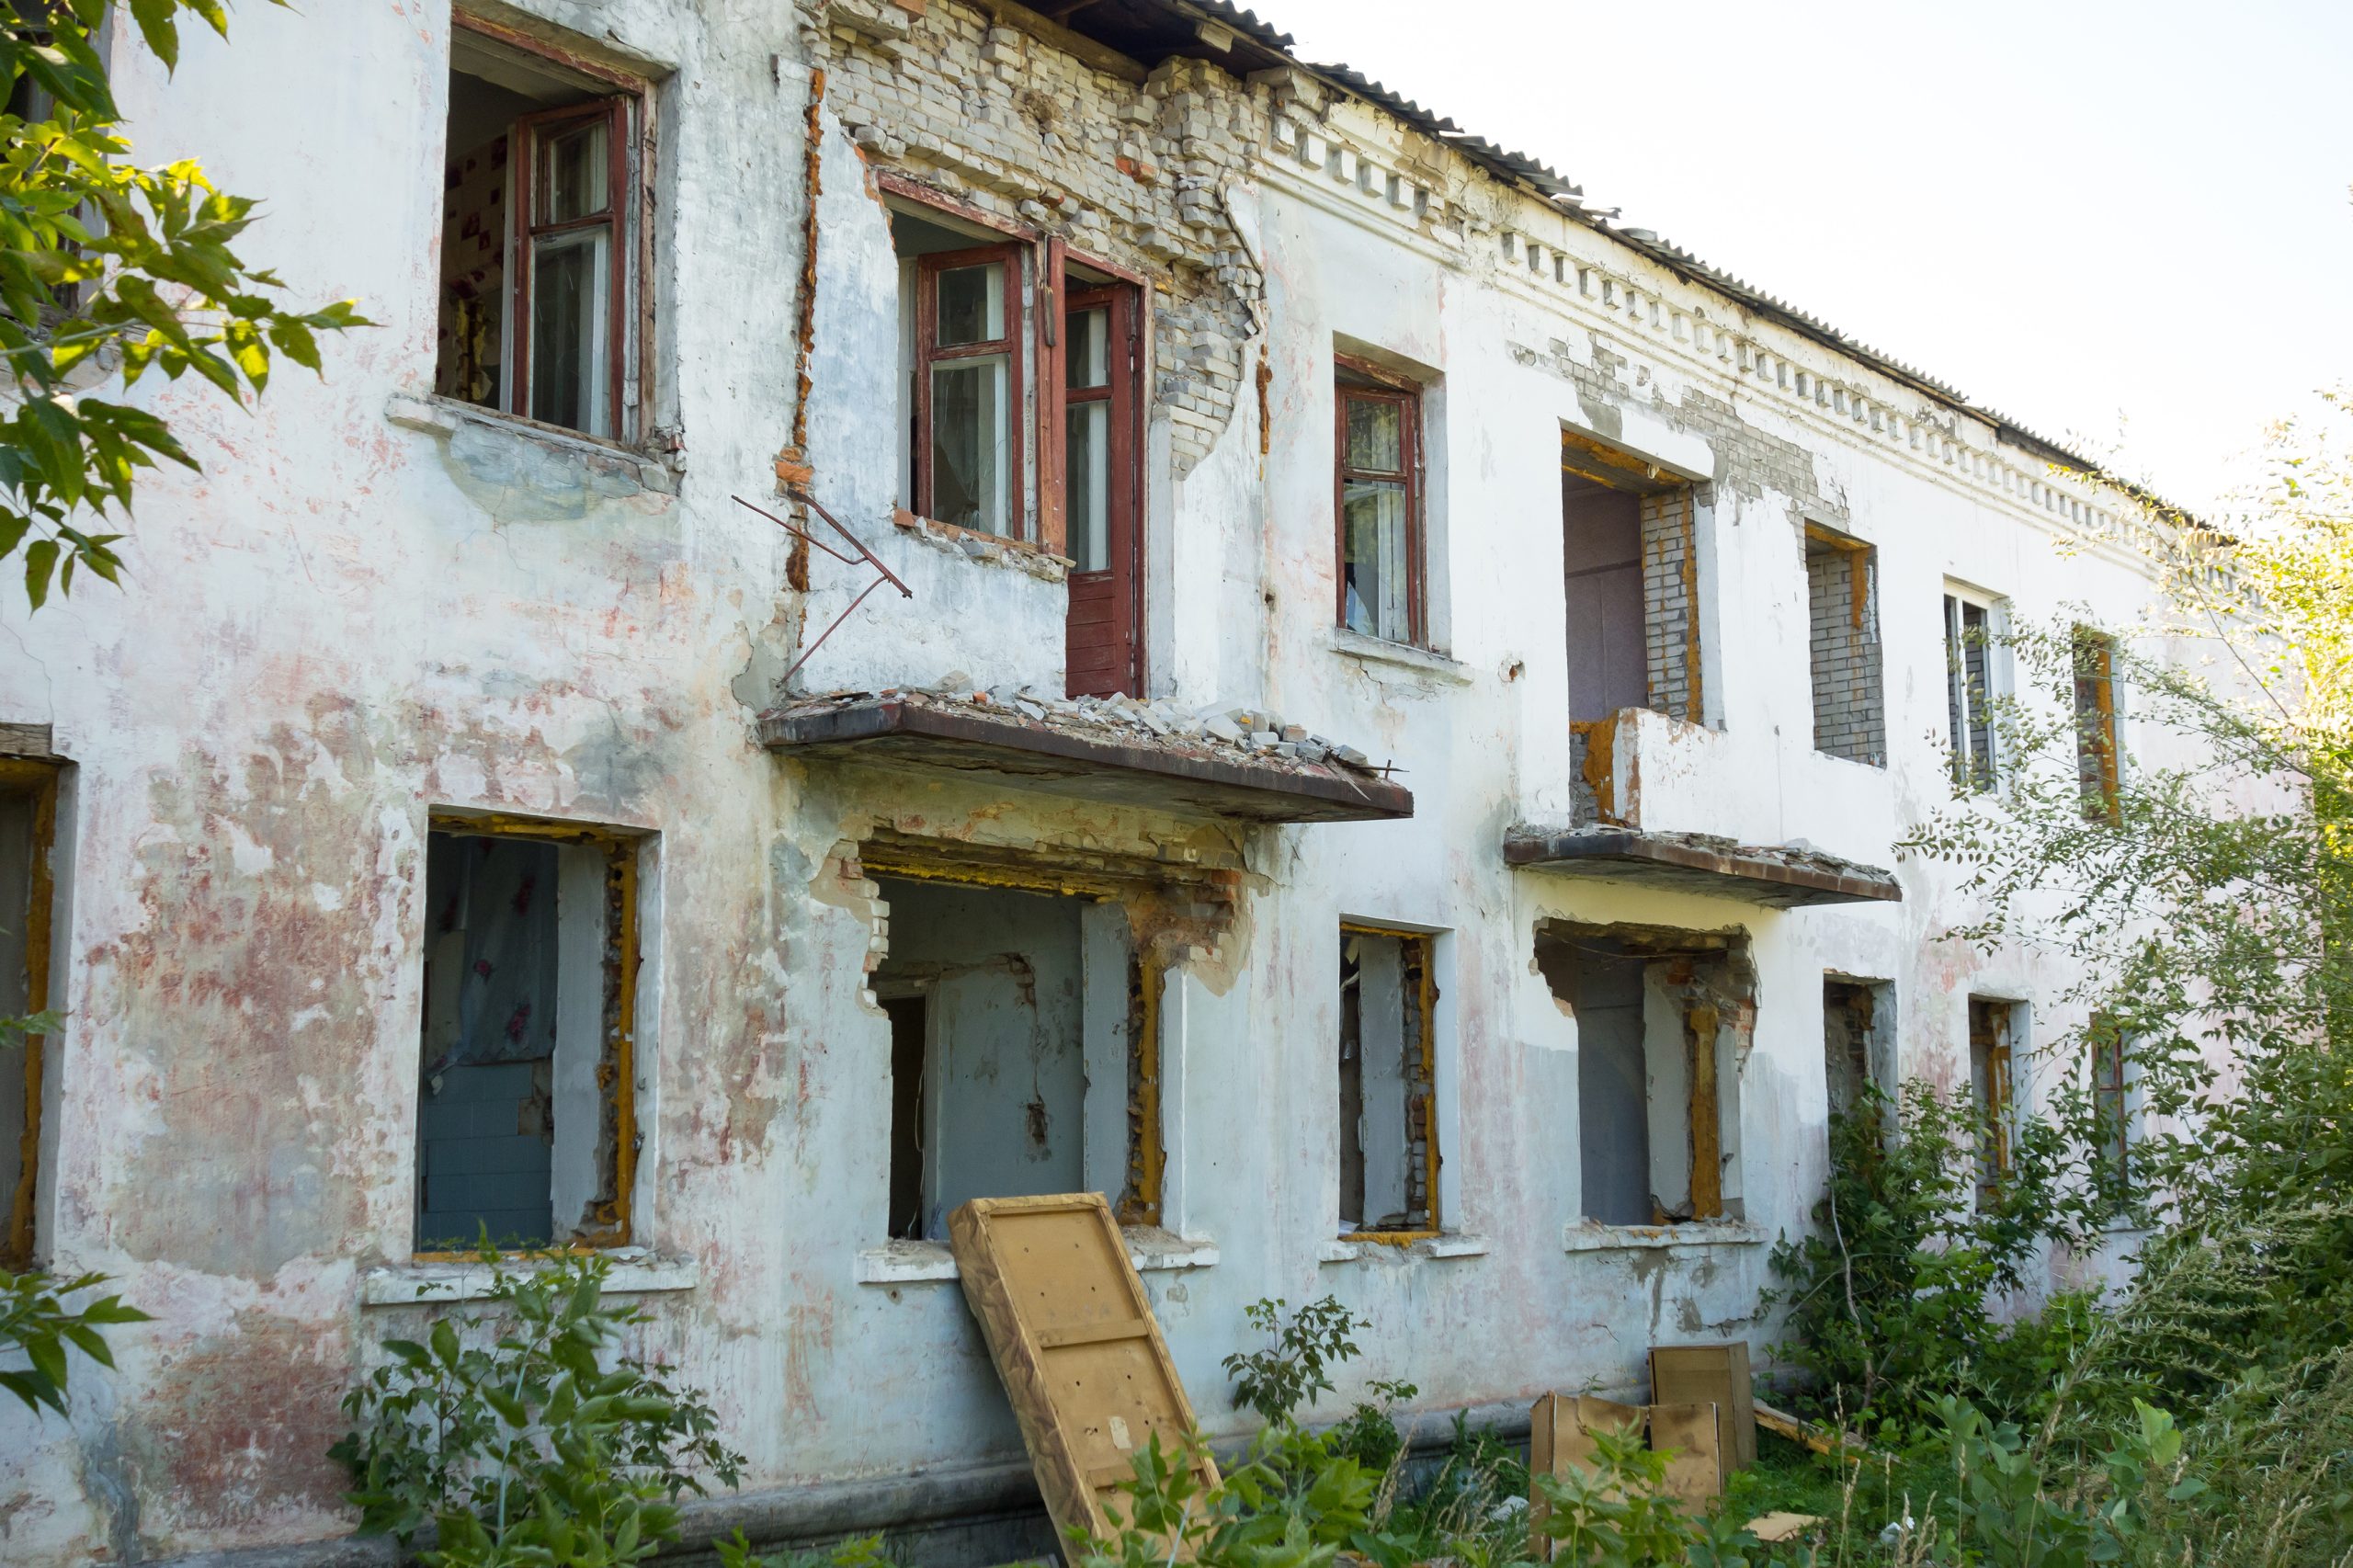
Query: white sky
[{"left": 1260, "top": 0, "right": 2353, "bottom": 519}]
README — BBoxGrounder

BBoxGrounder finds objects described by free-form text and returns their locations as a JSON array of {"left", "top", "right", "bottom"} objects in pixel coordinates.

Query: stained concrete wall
[{"left": 0, "top": 2, "right": 2220, "bottom": 1562}]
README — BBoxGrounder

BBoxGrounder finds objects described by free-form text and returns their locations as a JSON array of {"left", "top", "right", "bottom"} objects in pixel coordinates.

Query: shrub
[
  {"left": 330, "top": 1245, "right": 742, "bottom": 1565},
  {"left": 1222, "top": 1295, "right": 1367, "bottom": 1425}
]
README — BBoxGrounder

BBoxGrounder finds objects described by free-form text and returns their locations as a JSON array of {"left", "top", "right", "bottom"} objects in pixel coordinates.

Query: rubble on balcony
[
  {"left": 758, "top": 677, "right": 1414, "bottom": 824},
  {"left": 1504, "top": 825, "right": 1902, "bottom": 908}
]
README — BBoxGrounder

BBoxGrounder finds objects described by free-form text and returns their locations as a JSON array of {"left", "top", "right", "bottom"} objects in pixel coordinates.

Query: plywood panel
[
  {"left": 1529, "top": 1393, "right": 1644, "bottom": 1560},
  {"left": 1648, "top": 1400, "right": 1724, "bottom": 1514},
  {"left": 950, "top": 1192, "right": 1215, "bottom": 1556},
  {"left": 1651, "top": 1341, "right": 1756, "bottom": 1470}
]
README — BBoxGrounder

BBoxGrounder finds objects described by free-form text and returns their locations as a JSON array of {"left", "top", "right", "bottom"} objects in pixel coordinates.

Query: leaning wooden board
[{"left": 949, "top": 1193, "right": 1217, "bottom": 1554}]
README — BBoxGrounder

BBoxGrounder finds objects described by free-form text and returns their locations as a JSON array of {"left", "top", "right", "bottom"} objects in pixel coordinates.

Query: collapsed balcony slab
[
  {"left": 759, "top": 692, "right": 1415, "bottom": 824},
  {"left": 1504, "top": 827, "right": 1902, "bottom": 908}
]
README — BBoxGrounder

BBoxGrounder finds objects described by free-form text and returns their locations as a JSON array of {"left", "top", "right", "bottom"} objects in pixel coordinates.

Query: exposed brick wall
[
  {"left": 1640, "top": 488, "right": 1702, "bottom": 724},
  {"left": 812, "top": 2, "right": 1266, "bottom": 477},
  {"left": 1805, "top": 532, "right": 1885, "bottom": 766}
]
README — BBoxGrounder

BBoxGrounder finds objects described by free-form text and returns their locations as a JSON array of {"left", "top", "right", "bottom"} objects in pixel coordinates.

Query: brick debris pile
[{"left": 777, "top": 672, "right": 1391, "bottom": 777}]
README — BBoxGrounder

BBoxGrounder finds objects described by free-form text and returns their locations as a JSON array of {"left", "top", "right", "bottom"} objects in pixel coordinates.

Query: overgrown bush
[
  {"left": 331, "top": 1244, "right": 742, "bottom": 1566},
  {"left": 1223, "top": 1295, "right": 1366, "bottom": 1425}
]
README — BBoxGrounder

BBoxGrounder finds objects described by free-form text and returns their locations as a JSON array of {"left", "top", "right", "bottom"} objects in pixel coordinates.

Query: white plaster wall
[{"left": 0, "top": 3, "right": 2211, "bottom": 1561}]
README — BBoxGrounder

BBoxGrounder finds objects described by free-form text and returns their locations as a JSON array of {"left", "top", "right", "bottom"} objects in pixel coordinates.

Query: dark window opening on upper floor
[
  {"left": 1804, "top": 524, "right": 1884, "bottom": 767},
  {"left": 1562, "top": 429, "right": 1704, "bottom": 823},
  {"left": 437, "top": 19, "right": 644, "bottom": 441}
]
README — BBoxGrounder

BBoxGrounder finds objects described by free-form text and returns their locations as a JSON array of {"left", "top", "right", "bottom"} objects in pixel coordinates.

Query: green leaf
[{"left": 23, "top": 540, "right": 59, "bottom": 610}]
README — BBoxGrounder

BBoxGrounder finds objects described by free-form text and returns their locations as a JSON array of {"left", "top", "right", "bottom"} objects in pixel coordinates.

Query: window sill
[
  {"left": 891, "top": 508, "right": 1069, "bottom": 584},
  {"left": 1320, "top": 1232, "right": 1490, "bottom": 1263},
  {"left": 360, "top": 1249, "right": 700, "bottom": 1307},
  {"left": 1326, "top": 629, "right": 1472, "bottom": 685},
  {"left": 385, "top": 393, "right": 678, "bottom": 497},
  {"left": 1562, "top": 1221, "right": 1767, "bottom": 1253},
  {"left": 856, "top": 1226, "right": 1219, "bottom": 1286}
]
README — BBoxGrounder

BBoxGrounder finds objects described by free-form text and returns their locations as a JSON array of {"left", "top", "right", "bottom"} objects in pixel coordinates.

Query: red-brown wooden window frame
[
  {"left": 1333, "top": 356, "right": 1426, "bottom": 647},
  {"left": 2074, "top": 628, "right": 2120, "bottom": 824},
  {"left": 1060, "top": 279, "right": 1143, "bottom": 685},
  {"left": 912, "top": 242, "right": 1028, "bottom": 540},
  {"left": 508, "top": 97, "right": 631, "bottom": 440}
]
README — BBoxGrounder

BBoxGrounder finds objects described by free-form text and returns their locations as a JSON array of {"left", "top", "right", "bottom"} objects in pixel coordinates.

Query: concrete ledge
[
  {"left": 1320, "top": 1232, "right": 1491, "bottom": 1263},
  {"left": 760, "top": 695, "right": 1413, "bottom": 823},
  {"left": 857, "top": 1229, "right": 1219, "bottom": 1286},
  {"left": 383, "top": 392, "right": 679, "bottom": 496},
  {"left": 359, "top": 1252, "right": 700, "bottom": 1307},
  {"left": 1562, "top": 1221, "right": 1768, "bottom": 1252},
  {"left": 1326, "top": 628, "right": 1474, "bottom": 685},
  {"left": 1506, "top": 826, "right": 1901, "bottom": 908}
]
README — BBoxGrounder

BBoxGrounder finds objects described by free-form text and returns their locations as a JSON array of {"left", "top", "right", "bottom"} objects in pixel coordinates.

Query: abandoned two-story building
[{"left": 0, "top": 1, "right": 2184, "bottom": 1562}]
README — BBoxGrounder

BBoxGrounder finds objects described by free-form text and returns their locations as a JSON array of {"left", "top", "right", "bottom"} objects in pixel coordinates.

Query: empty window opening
[
  {"left": 1823, "top": 976, "right": 1895, "bottom": 1123},
  {"left": 893, "top": 207, "right": 1027, "bottom": 539},
  {"left": 1537, "top": 922, "right": 1755, "bottom": 1227},
  {"left": 1967, "top": 997, "right": 2020, "bottom": 1192},
  {"left": 1337, "top": 926, "right": 1438, "bottom": 1236},
  {"left": 2074, "top": 629, "right": 2120, "bottom": 822},
  {"left": 1943, "top": 592, "right": 1999, "bottom": 790},
  {"left": 873, "top": 876, "right": 1157, "bottom": 1241},
  {"left": 1562, "top": 429, "right": 1704, "bottom": 821},
  {"left": 417, "top": 817, "right": 641, "bottom": 1252},
  {"left": 0, "top": 758, "right": 58, "bottom": 1268},
  {"left": 437, "top": 21, "right": 643, "bottom": 440},
  {"left": 1805, "top": 525, "right": 1884, "bottom": 766},
  {"left": 1336, "top": 357, "right": 1424, "bottom": 646}
]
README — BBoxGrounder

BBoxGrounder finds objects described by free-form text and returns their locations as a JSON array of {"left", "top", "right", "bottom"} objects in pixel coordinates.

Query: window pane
[
  {"left": 936, "top": 262, "right": 1005, "bottom": 347},
  {"left": 931, "top": 355, "right": 1008, "bottom": 533},
  {"left": 1068, "top": 305, "right": 1109, "bottom": 389},
  {"left": 1342, "top": 478, "right": 1411, "bottom": 641},
  {"left": 537, "top": 116, "right": 610, "bottom": 224},
  {"left": 1345, "top": 393, "right": 1404, "bottom": 473},
  {"left": 529, "top": 227, "right": 611, "bottom": 435},
  {"left": 1066, "top": 400, "right": 1108, "bottom": 571}
]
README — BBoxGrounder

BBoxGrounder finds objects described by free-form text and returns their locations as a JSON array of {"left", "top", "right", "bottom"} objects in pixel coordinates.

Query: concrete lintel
[
  {"left": 1504, "top": 827, "right": 1901, "bottom": 908},
  {"left": 760, "top": 698, "right": 1414, "bottom": 823}
]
